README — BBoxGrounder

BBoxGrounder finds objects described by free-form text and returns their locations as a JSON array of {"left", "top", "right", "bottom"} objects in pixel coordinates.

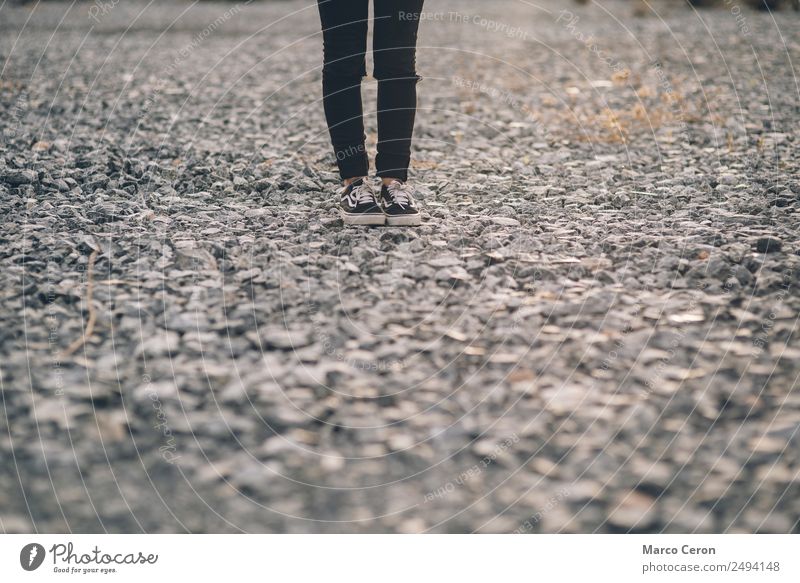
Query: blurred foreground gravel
[{"left": 1, "top": 0, "right": 798, "bottom": 533}]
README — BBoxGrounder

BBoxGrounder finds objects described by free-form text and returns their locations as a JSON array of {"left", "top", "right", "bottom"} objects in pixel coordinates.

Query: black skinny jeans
[{"left": 317, "top": 0, "right": 424, "bottom": 182}]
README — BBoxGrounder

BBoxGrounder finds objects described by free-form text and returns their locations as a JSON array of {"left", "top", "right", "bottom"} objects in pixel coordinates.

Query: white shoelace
[
  {"left": 341, "top": 181, "right": 376, "bottom": 207},
  {"left": 386, "top": 181, "right": 416, "bottom": 208}
]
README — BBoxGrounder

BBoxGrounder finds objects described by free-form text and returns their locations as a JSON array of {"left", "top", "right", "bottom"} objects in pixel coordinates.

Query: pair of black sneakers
[{"left": 339, "top": 178, "right": 421, "bottom": 226}]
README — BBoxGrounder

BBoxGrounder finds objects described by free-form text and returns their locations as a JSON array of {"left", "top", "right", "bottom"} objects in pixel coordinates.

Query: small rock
[
  {"left": 134, "top": 380, "right": 178, "bottom": 402},
  {"left": 491, "top": 216, "right": 521, "bottom": 227},
  {"left": 607, "top": 491, "right": 658, "bottom": 530},
  {"left": 1, "top": 169, "right": 37, "bottom": 185},
  {"left": 251, "top": 326, "right": 314, "bottom": 350},
  {"left": 755, "top": 236, "right": 782, "bottom": 253},
  {"left": 32, "top": 141, "right": 51, "bottom": 152},
  {"left": 435, "top": 266, "right": 471, "bottom": 283},
  {"left": 135, "top": 330, "right": 180, "bottom": 356}
]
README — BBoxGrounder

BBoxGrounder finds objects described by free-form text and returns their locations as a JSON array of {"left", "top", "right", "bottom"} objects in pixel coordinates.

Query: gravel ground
[{"left": 1, "top": 0, "right": 799, "bottom": 534}]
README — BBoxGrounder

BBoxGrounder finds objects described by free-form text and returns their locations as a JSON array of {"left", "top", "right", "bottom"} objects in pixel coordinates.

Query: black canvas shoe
[
  {"left": 339, "top": 179, "right": 385, "bottom": 226},
  {"left": 380, "top": 180, "right": 421, "bottom": 226}
]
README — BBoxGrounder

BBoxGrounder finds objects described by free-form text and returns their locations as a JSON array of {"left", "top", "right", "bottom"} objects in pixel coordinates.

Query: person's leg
[
  {"left": 373, "top": 0, "right": 424, "bottom": 183},
  {"left": 317, "top": 0, "right": 370, "bottom": 181}
]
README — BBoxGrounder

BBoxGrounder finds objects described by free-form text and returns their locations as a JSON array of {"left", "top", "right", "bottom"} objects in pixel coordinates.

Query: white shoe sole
[
  {"left": 341, "top": 210, "right": 385, "bottom": 226},
  {"left": 386, "top": 214, "right": 421, "bottom": 227}
]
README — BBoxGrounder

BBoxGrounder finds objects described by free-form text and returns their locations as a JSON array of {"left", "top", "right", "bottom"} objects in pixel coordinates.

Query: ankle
[
  {"left": 381, "top": 178, "right": 404, "bottom": 186},
  {"left": 344, "top": 176, "right": 367, "bottom": 187}
]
